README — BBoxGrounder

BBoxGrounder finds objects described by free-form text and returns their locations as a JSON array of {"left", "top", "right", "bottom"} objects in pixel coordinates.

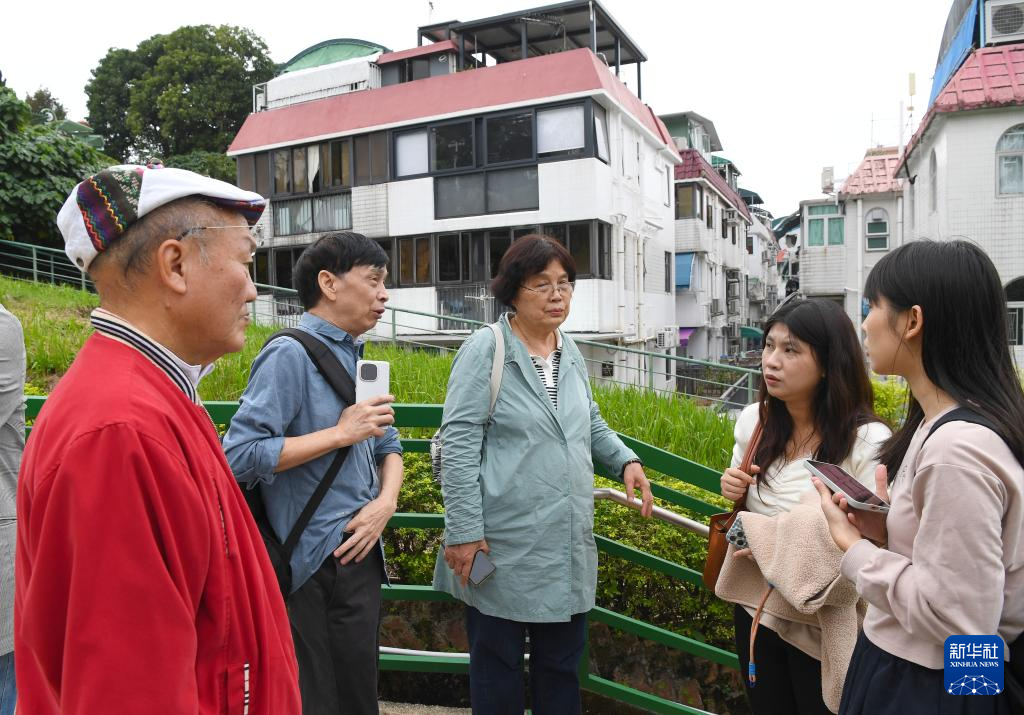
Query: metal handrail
[{"left": 593, "top": 488, "right": 709, "bottom": 537}]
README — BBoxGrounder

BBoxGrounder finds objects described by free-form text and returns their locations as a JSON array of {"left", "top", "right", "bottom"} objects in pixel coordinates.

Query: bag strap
[
  {"left": 730, "top": 419, "right": 763, "bottom": 513},
  {"left": 923, "top": 407, "right": 999, "bottom": 446},
  {"left": 262, "top": 328, "right": 357, "bottom": 559},
  {"left": 486, "top": 323, "right": 505, "bottom": 418}
]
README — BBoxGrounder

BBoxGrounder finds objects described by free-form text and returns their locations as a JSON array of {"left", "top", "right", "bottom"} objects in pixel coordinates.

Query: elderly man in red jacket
[{"left": 15, "top": 164, "right": 301, "bottom": 713}]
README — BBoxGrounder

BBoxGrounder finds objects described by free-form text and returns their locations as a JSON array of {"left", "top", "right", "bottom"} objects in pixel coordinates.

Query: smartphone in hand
[
  {"left": 355, "top": 360, "right": 390, "bottom": 403},
  {"left": 468, "top": 549, "right": 496, "bottom": 586},
  {"left": 805, "top": 460, "right": 890, "bottom": 513}
]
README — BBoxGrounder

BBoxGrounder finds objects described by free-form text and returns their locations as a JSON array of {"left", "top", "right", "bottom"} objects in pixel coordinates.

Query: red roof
[
  {"left": 840, "top": 146, "right": 903, "bottom": 196},
  {"left": 674, "top": 149, "right": 751, "bottom": 222},
  {"left": 896, "top": 44, "right": 1024, "bottom": 174},
  {"left": 377, "top": 40, "right": 458, "bottom": 65},
  {"left": 229, "top": 48, "right": 677, "bottom": 156}
]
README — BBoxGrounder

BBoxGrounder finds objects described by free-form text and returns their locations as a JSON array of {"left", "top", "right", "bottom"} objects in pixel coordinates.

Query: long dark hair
[
  {"left": 754, "top": 297, "right": 881, "bottom": 485},
  {"left": 864, "top": 239, "right": 1024, "bottom": 476}
]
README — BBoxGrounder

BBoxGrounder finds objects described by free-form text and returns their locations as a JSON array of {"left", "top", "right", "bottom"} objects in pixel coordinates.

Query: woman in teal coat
[{"left": 433, "top": 234, "right": 653, "bottom": 715}]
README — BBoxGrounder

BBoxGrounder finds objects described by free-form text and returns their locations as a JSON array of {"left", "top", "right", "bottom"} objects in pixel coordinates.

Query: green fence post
[
  {"left": 391, "top": 309, "right": 397, "bottom": 345},
  {"left": 31, "top": 246, "right": 38, "bottom": 283}
]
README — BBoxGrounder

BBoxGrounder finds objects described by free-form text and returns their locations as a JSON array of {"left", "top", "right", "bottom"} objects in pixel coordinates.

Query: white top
[
  {"left": 526, "top": 330, "right": 563, "bottom": 410},
  {"left": 730, "top": 402, "right": 891, "bottom": 659},
  {"left": 731, "top": 403, "right": 892, "bottom": 516}
]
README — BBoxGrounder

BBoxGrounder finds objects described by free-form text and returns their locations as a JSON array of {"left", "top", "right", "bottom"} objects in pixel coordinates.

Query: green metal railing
[
  {"left": 1, "top": 237, "right": 761, "bottom": 410},
  {"left": 25, "top": 395, "right": 735, "bottom": 715}
]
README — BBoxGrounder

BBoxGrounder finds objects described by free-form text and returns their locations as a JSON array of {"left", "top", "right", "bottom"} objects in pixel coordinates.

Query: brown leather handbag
[{"left": 702, "top": 421, "right": 762, "bottom": 591}]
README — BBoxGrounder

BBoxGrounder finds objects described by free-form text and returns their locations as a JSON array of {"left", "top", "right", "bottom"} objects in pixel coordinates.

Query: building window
[
  {"left": 594, "top": 103, "right": 609, "bottom": 163},
  {"left": 567, "top": 222, "right": 593, "bottom": 278},
  {"left": 865, "top": 208, "right": 889, "bottom": 251},
  {"left": 312, "top": 193, "right": 352, "bottom": 232},
  {"left": 537, "top": 105, "right": 585, "bottom": 157},
  {"left": 291, "top": 147, "right": 308, "bottom": 194},
  {"left": 236, "top": 154, "right": 255, "bottom": 191},
  {"left": 664, "top": 251, "right": 672, "bottom": 293},
  {"left": 486, "top": 112, "right": 533, "bottom": 165},
  {"left": 321, "top": 140, "right": 351, "bottom": 189},
  {"left": 996, "top": 123, "right": 1024, "bottom": 195},
  {"left": 929, "top": 149, "right": 937, "bottom": 212},
  {"left": 489, "top": 230, "right": 512, "bottom": 278},
  {"left": 273, "top": 149, "right": 290, "bottom": 194},
  {"left": 355, "top": 132, "right": 389, "bottom": 185},
  {"left": 706, "top": 199, "right": 714, "bottom": 229},
  {"left": 721, "top": 212, "right": 728, "bottom": 239},
  {"left": 1009, "top": 306, "right": 1023, "bottom": 347},
  {"left": 435, "top": 167, "right": 538, "bottom": 219},
  {"left": 375, "top": 238, "right": 394, "bottom": 287},
  {"left": 597, "top": 222, "right": 612, "bottom": 279},
  {"left": 395, "top": 130, "right": 429, "bottom": 177},
  {"left": 398, "top": 236, "right": 432, "bottom": 286},
  {"left": 273, "top": 197, "right": 312, "bottom": 236},
  {"left": 271, "top": 246, "right": 306, "bottom": 290},
  {"left": 252, "top": 249, "right": 269, "bottom": 285},
  {"left": 807, "top": 204, "right": 844, "bottom": 246},
  {"left": 432, "top": 121, "right": 475, "bottom": 172}
]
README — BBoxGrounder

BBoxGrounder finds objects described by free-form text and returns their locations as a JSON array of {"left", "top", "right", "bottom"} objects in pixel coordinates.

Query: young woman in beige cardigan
[
  {"left": 817, "top": 240, "right": 1023, "bottom": 715},
  {"left": 719, "top": 297, "right": 890, "bottom": 715}
]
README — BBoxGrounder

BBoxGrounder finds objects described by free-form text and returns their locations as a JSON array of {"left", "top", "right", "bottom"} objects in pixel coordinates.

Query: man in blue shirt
[{"left": 224, "top": 232, "right": 403, "bottom": 715}]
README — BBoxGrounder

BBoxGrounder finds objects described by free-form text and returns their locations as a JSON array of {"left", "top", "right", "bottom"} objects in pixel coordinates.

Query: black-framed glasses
[{"left": 521, "top": 281, "right": 575, "bottom": 298}]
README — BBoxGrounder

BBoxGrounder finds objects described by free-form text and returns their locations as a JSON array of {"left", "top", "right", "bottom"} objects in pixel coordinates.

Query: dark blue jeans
[{"left": 465, "top": 606, "right": 586, "bottom": 715}]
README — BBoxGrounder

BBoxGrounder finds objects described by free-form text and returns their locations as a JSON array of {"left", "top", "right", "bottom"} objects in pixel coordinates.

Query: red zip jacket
[{"left": 15, "top": 334, "right": 301, "bottom": 714}]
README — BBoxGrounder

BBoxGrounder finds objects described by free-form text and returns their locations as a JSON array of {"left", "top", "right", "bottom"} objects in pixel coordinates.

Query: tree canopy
[
  {"left": 24, "top": 87, "right": 68, "bottom": 123},
  {"left": 86, "top": 25, "right": 275, "bottom": 162},
  {"left": 0, "top": 86, "right": 109, "bottom": 247}
]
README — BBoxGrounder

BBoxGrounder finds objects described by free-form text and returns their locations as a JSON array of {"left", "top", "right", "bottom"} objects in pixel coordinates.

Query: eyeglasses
[
  {"left": 521, "top": 281, "right": 575, "bottom": 298},
  {"left": 175, "top": 225, "right": 257, "bottom": 241}
]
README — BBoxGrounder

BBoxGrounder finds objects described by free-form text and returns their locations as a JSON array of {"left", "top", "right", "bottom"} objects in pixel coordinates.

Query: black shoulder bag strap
[
  {"left": 922, "top": 406, "right": 1023, "bottom": 705},
  {"left": 262, "top": 328, "right": 357, "bottom": 562}
]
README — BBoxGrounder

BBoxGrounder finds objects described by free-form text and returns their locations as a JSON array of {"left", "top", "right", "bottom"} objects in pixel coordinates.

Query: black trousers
[
  {"left": 840, "top": 632, "right": 1013, "bottom": 715},
  {"left": 287, "top": 545, "right": 385, "bottom": 715},
  {"left": 465, "top": 606, "right": 587, "bottom": 715},
  {"left": 733, "top": 604, "right": 832, "bottom": 715}
]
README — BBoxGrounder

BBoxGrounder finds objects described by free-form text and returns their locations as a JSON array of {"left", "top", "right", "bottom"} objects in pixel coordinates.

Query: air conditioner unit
[
  {"left": 710, "top": 298, "right": 723, "bottom": 316},
  {"left": 656, "top": 326, "right": 679, "bottom": 349},
  {"left": 987, "top": 0, "right": 1024, "bottom": 43},
  {"left": 727, "top": 298, "right": 739, "bottom": 315},
  {"left": 723, "top": 208, "right": 739, "bottom": 223},
  {"left": 727, "top": 282, "right": 740, "bottom": 299}
]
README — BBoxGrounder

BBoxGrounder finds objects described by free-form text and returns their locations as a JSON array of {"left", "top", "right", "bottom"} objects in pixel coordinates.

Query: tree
[
  {"left": 164, "top": 150, "right": 236, "bottom": 183},
  {"left": 0, "top": 86, "right": 108, "bottom": 247},
  {"left": 24, "top": 87, "right": 68, "bottom": 123},
  {"left": 86, "top": 25, "right": 275, "bottom": 162}
]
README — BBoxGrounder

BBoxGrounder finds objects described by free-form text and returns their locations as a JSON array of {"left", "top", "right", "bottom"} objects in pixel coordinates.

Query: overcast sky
[{"left": 3, "top": 0, "right": 953, "bottom": 217}]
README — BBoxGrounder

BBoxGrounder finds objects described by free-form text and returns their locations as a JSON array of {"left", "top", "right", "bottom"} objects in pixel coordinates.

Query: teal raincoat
[{"left": 431, "top": 315, "right": 638, "bottom": 622}]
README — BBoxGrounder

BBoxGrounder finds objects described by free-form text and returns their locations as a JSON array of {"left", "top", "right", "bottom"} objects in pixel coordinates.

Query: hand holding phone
[
  {"left": 355, "top": 360, "right": 390, "bottom": 403},
  {"left": 804, "top": 460, "right": 890, "bottom": 513},
  {"left": 468, "top": 549, "right": 496, "bottom": 586}
]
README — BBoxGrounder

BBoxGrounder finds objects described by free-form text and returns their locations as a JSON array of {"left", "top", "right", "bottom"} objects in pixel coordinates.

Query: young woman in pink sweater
[{"left": 817, "top": 240, "right": 1024, "bottom": 714}]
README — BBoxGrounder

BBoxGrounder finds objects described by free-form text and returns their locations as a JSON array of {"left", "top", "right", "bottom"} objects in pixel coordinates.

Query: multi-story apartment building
[
  {"left": 227, "top": 2, "right": 682, "bottom": 388},
  {"left": 661, "top": 112, "right": 776, "bottom": 359},
  {"left": 798, "top": 146, "right": 904, "bottom": 328}
]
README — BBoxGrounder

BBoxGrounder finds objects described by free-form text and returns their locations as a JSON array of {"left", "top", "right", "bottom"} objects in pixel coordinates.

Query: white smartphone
[
  {"left": 804, "top": 459, "right": 890, "bottom": 513},
  {"left": 355, "top": 360, "right": 390, "bottom": 403}
]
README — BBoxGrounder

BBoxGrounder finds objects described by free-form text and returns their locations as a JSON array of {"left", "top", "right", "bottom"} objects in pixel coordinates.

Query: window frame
[
  {"left": 996, "top": 123, "right": 1024, "bottom": 197},
  {"left": 430, "top": 118, "right": 477, "bottom": 175},
  {"left": 434, "top": 166, "right": 539, "bottom": 220},
  {"left": 484, "top": 110, "right": 535, "bottom": 167},
  {"left": 864, "top": 208, "right": 889, "bottom": 252}
]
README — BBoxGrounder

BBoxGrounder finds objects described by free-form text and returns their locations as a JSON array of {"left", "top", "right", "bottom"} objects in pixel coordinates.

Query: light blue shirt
[{"left": 223, "top": 313, "right": 402, "bottom": 593}]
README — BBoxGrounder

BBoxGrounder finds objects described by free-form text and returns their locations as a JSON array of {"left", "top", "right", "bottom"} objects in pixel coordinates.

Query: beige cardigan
[{"left": 716, "top": 492, "right": 863, "bottom": 714}]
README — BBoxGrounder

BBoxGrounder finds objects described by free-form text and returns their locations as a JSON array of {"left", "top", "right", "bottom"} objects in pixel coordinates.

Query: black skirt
[{"left": 840, "top": 632, "right": 1013, "bottom": 715}]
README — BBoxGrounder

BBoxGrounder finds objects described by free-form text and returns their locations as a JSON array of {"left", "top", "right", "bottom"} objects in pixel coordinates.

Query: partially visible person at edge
[
  {"left": 816, "top": 239, "right": 1023, "bottom": 715},
  {"left": 433, "top": 234, "right": 654, "bottom": 715},
  {"left": 224, "top": 232, "right": 403, "bottom": 715},
  {"left": 0, "top": 303, "right": 24, "bottom": 715},
  {"left": 717, "top": 297, "right": 890, "bottom": 715},
  {"left": 14, "top": 165, "right": 300, "bottom": 713}
]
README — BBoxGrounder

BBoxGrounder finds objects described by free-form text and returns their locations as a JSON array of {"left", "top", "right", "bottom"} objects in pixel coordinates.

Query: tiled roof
[
  {"left": 840, "top": 146, "right": 903, "bottom": 196},
  {"left": 674, "top": 149, "right": 751, "bottom": 222},
  {"left": 228, "top": 48, "right": 677, "bottom": 156},
  {"left": 896, "top": 44, "right": 1024, "bottom": 174}
]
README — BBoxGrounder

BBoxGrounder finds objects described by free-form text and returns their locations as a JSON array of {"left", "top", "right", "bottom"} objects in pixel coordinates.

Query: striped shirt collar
[{"left": 90, "top": 308, "right": 213, "bottom": 404}]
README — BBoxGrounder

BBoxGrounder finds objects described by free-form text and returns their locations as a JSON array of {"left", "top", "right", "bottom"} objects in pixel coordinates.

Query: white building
[
  {"left": 227, "top": 2, "right": 682, "bottom": 388},
  {"left": 798, "top": 147, "right": 905, "bottom": 328}
]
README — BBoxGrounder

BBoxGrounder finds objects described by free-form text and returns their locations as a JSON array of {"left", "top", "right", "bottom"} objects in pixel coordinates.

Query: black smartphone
[{"left": 468, "top": 549, "right": 496, "bottom": 586}]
